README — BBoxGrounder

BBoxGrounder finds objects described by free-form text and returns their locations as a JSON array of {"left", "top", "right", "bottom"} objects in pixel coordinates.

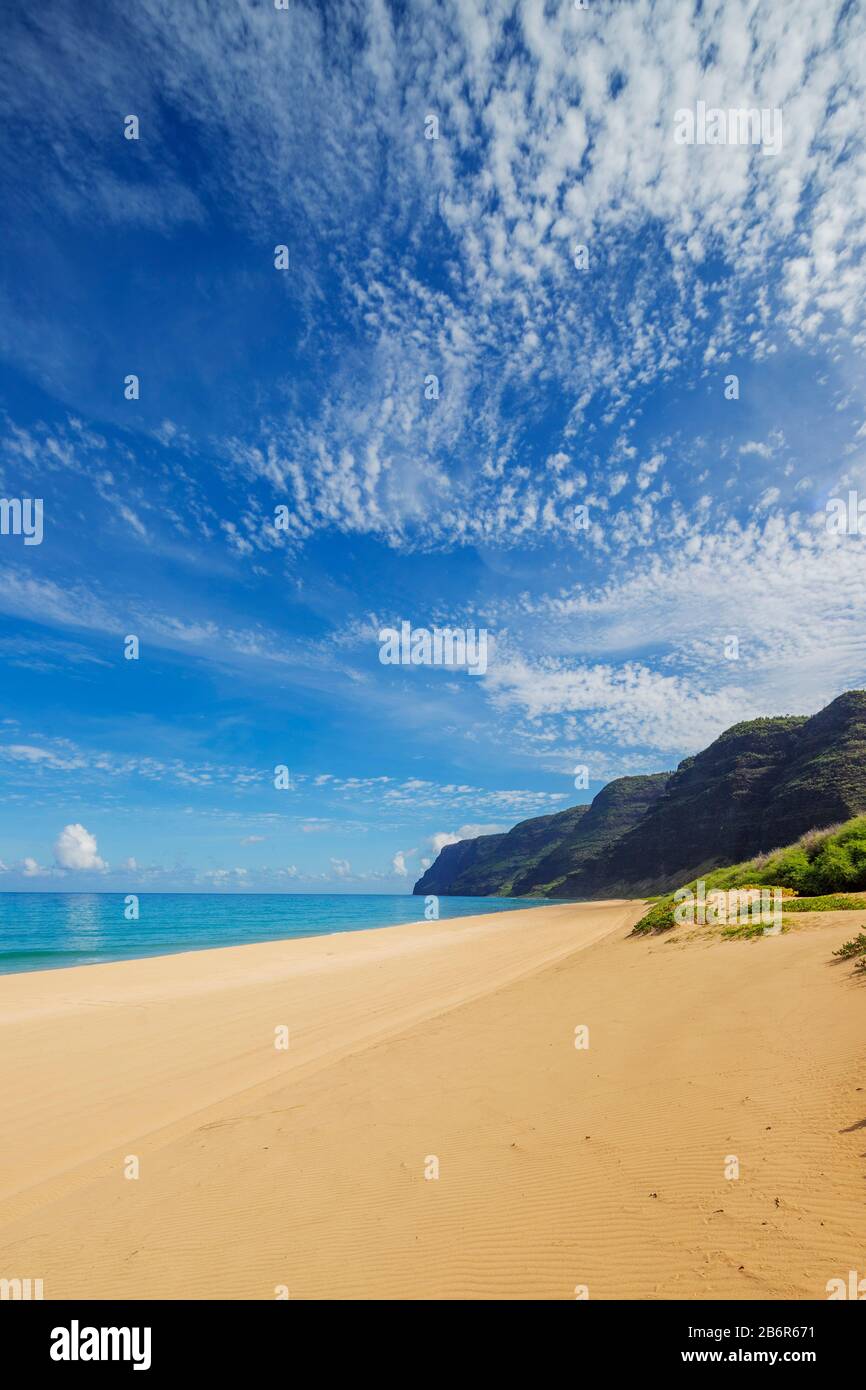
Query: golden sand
[{"left": 0, "top": 900, "right": 862, "bottom": 1299}]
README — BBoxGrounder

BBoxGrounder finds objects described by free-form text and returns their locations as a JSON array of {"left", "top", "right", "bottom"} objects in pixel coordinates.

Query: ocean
[{"left": 0, "top": 892, "right": 556, "bottom": 975}]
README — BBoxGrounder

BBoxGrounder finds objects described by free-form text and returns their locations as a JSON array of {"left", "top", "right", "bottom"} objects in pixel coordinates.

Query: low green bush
[
  {"left": 632, "top": 816, "right": 866, "bottom": 935},
  {"left": 832, "top": 932, "right": 866, "bottom": 960}
]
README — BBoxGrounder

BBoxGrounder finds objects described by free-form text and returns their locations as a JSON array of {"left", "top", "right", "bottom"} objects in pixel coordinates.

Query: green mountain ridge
[{"left": 413, "top": 691, "right": 866, "bottom": 900}]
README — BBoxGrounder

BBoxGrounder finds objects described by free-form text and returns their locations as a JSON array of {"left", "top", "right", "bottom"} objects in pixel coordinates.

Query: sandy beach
[{"left": 0, "top": 899, "right": 862, "bottom": 1300}]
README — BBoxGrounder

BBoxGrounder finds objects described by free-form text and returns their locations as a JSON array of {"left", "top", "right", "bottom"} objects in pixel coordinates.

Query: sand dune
[{"left": 0, "top": 900, "right": 862, "bottom": 1300}]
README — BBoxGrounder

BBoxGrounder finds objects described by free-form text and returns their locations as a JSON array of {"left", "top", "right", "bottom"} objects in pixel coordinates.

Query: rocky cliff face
[
  {"left": 413, "top": 805, "right": 590, "bottom": 897},
  {"left": 413, "top": 692, "right": 866, "bottom": 899},
  {"left": 510, "top": 774, "right": 671, "bottom": 895},
  {"left": 413, "top": 775, "right": 670, "bottom": 897}
]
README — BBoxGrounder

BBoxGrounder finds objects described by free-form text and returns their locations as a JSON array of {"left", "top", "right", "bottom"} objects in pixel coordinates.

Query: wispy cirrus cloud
[{"left": 3, "top": 1, "right": 865, "bottom": 545}]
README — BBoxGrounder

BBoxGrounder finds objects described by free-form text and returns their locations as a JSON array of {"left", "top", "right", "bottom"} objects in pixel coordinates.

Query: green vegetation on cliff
[{"left": 631, "top": 813, "right": 866, "bottom": 934}]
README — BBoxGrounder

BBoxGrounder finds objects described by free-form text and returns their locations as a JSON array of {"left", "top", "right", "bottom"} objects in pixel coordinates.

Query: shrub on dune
[
  {"left": 631, "top": 815, "right": 866, "bottom": 935},
  {"left": 832, "top": 933, "right": 866, "bottom": 960}
]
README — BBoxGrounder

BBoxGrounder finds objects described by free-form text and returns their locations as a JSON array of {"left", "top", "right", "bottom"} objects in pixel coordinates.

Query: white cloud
[
  {"left": 430, "top": 823, "right": 507, "bottom": 854},
  {"left": 485, "top": 506, "right": 866, "bottom": 758},
  {"left": 486, "top": 653, "right": 739, "bottom": 756},
  {"left": 3, "top": 743, "right": 85, "bottom": 771},
  {"left": 740, "top": 441, "right": 774, "bottom": 458},
  {"left": 755, "top": 486, "right": 782, "bottom": 510},
  {"left": 608, "top": 472, "right": 629, "bottom": 497},
  {"left": 53, "top": 823, "right": 107, "bottom": 872},
  {"left": 391, "top": 849, "right": 415, "bottom": 877}
]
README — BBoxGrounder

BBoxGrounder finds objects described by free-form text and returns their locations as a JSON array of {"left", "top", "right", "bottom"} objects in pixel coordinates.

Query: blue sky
[{"left": 1, "top": 0, "right": 865, "bottom": 892}]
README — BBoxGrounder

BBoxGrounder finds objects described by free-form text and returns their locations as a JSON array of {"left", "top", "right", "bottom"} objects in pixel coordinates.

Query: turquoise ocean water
[{"left": 0, "top": 893, "right": 555, "bottom": 975}]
